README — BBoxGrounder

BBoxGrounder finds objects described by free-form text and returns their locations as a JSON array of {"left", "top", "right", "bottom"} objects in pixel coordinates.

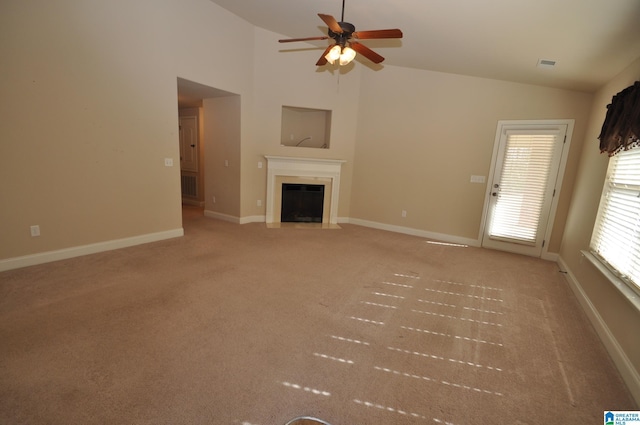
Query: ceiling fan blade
[
  {"left": 350, "top": 42, "right": 385, "bottom": 64},
  {"left": 318, "top": 13, "right": 343, "bottom": 34},
  {"left": 353, "top": 29, "right": 403, "bottom": 39},
  {"left": 279, "top": 36, "right": 329, "bottom": 43},
  {"left": 316, "top": 45, "right": 334, "bottom": 66}
]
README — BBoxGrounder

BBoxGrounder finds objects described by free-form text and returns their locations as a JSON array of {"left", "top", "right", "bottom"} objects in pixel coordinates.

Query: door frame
[{"left": 478, "top": 119, "right": 574, "bottom": 259}]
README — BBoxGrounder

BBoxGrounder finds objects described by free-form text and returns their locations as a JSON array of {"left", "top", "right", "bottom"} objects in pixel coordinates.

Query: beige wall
[
  {"left": 0, "top": 0, "right": 254, "bottom": 263},
  {"left": 559, "top": 58, "right": 640, "bottom": 401},
  {"left": 203, "top": 96, "right": 242, "bottom": 218},
  {"left": 350, "top": 65, "right": 593, "bottom": 249}
]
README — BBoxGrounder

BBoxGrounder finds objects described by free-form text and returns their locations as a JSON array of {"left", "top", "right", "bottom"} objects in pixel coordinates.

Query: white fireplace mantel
[{"left": 265, "top": 156, "right": 346, "bottom": 225}]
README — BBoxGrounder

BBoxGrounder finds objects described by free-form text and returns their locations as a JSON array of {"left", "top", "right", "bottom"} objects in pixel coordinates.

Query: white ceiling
[{"left": 207, "top": 0, "right": 640, "bottom": 93}]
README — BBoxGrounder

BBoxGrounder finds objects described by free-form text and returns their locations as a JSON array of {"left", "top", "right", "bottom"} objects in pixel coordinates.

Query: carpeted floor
[{"left": 0, "top": 206, "right": 636, "bottom": 424}]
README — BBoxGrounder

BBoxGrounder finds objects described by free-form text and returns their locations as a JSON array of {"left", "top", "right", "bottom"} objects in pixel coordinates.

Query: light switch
[
  {"left": 164, "top": 158, "right": 173, "bottom": 167},
  {"left": 470, "top": 175, "right": 486, "bottom": 183}
]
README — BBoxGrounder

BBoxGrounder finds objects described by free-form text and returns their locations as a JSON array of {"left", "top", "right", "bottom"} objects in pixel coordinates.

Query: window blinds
[
  {"left": 489, "top": 132, "right": 557, "bottom": 244},
  {"left": 591, "top": 148, "right": 640, "bottom": 291}
]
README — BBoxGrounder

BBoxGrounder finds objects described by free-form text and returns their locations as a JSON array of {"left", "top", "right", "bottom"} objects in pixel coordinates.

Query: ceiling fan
[{"left": 278, "top": 0, "right": 403, "bottom": 66}]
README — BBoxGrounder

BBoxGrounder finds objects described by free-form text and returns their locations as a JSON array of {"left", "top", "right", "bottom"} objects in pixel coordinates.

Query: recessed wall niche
[{"left": 281, "top": 106, "right": 332, "bottom": 149}]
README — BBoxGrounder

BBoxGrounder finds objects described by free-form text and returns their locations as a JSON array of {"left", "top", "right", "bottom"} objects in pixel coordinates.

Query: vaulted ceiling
[{"left": 209, "top": 0, "right": 640, "bottom": 92}]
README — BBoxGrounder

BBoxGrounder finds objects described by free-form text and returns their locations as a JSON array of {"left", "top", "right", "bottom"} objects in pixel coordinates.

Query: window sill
[{"left": 581, "top": 250, "right": 640, "bottom": 313}]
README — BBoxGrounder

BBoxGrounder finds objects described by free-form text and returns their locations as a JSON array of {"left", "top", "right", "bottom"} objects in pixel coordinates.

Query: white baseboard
[
  {"left": 558, "top": 256, "right": 640, "bottom": 404},
  {"left": 240, "top": 215, "right": 266, "bottom": 224},
  {"left": 0, "top": 228, "right": 184, "bottom": 272},
  {"left": 204, "top": 210, "right": 265, "bottom": 224},
  {"left": 203, "top": 210, "right": 242, "bottom": 224},
  {"left": 181, "top": 199, "right": 204, "bottom": 207},
  {"left": 345, "top": 217, "right": 480, "bottom": 247}
]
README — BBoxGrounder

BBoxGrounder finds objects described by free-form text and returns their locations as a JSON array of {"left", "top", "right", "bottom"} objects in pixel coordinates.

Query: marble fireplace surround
[{"left": 265, "top": 156, "right": 346, "bottom": 226}]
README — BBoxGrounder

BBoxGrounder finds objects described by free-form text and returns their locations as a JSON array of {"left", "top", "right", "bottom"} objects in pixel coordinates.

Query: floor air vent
[{"left": 181, "top": 174, "right": 198, "bottom": 198}]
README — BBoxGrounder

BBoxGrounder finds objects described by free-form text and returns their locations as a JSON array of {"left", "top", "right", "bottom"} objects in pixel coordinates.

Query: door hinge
[
  {"left": 563, "top": 135, "right": 567, "bottom": 143},
  {"left": 553, "top": 189, "right": 556, "bottom": 197},
  {"left": 542, "top": 240, "right": 546, "bottom": 248}
]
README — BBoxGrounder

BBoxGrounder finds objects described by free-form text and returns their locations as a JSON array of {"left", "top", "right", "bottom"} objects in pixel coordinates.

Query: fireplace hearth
[{"left": 281, "top": 184, "right": 324, "bottom": 223}]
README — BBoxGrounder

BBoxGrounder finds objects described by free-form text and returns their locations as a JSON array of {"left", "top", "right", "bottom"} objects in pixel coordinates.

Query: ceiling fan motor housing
[{"left": 329, "top": 21, "right": 355, "bottom": 45}]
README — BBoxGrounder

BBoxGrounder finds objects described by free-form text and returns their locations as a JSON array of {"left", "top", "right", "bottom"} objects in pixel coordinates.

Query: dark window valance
[{"left": 598, "top": 80, "right": 640, "bottom": 157}]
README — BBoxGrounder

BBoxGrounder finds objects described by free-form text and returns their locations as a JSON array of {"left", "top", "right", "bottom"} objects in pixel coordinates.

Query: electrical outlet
[
  {"left": 224, "top": 159, "right": 229, "bottom": 167},
  {"left": 257, "top": 200, "right": 262, "bottom": 207},
  {"left": 30, "top": 225, "right": 40, "bottom": 237},
  {"left": 212, "top": 196, "right": 216, "bottom": 203},
  {"left": 164, "top": 158, "right": 173, "bottom": 167},
  {"left": 258, "top": 161, "right": 263, "bottom": 169},
  {"left": 402, "top": 210, "right": 407, "bottom": 218}
]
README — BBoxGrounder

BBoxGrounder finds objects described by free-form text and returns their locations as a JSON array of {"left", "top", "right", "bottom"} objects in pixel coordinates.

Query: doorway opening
[{"left": 176, "top": 77, "right": 238, "bottom": 224}]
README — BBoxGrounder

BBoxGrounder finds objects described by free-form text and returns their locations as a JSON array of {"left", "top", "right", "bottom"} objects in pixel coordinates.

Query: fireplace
[
  {"left": 281, "top": 183, "right": 325, "bottom": 223},
  {"left": 265, "top": 156, "right": 346, "bottom": 227}
]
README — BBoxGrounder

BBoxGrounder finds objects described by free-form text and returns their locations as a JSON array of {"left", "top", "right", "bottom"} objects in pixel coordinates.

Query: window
[{"left": 591, "top": 147, "right": 640, "bottom": 295}]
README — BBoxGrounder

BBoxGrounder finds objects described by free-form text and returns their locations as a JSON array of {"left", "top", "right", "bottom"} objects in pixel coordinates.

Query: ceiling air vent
[{"left": 537, "top": 59, "right": 557, "bottom": 69}]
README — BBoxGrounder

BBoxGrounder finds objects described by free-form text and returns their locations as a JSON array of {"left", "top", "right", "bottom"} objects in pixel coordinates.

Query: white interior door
[
  {"left": 481, "top": 121, "right": 571, "bottom": 257},
  {"left": 179, "top": 116, "right": 198, "bottom": 172}
]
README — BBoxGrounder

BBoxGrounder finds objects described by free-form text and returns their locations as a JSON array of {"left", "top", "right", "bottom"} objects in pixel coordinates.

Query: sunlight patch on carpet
[
  {"left": 411, "top": 308, "right": 503, "bottom": 327},
  {"left": 371, "top": 291, "right": 405, "bottom": 300},
  {"left": 431, "top": 279, "right": 503, "bottom": 292},
  {"left": 313, "top": 352, "right": 355, "bottom": 365},
  {"left": 393, "top": 273, "right": 421, "bottom": 279},
  {"left": 373, "top": 366, "right": 504, "bottom": 397},
  {"left": 328, "top": 335, "right": 370, "bottom": 346},
  {"left": 350, "top": 316, "right": 384, "bottom": 325},
  {"left": 424, "top": 287, "right": 503, "bottom": 302},
  {"left": 426, "top": 240, "right": 468, "bottom": 248},
  {"left": 361, "top": 301, "right": 398, "bottom": 309},
  {"left": 280, "top": 381, "right": 331, "bottom": 397},
  {"left": 354, "top": 398, "right": 459, "bottom": 424},
  {"left": 387, "top": 346, "right": 503, "bottom": 371},
  {"left": 400, "top": 325, "right": 504, "bottom": 346},
  {"left": 417, "top": 298, "right": 457, "bottom": 308},
  {"left": 381, "top": 280, "right": 414, "bottom": 288},
  {"left": 463, "top": 306, "right": 504, "bottom": 315}
]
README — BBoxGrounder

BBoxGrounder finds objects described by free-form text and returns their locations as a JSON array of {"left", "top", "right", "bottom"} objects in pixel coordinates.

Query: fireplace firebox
[{"left": 281, "top": 184, "right": 324, "bottom": 223}]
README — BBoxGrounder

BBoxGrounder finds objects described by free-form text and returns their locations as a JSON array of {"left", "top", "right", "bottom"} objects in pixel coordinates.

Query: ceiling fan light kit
[
  {"left": 278, "top": 0, "right": 403, "bottom": 67},
  {"left": 325, "top": 44, "right": 356, "bottom": 65}
]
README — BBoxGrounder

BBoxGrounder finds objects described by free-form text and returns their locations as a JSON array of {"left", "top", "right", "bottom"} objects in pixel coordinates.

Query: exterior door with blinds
[{"left": 481, "top": 121, "right": 571, "bottom": 257}]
